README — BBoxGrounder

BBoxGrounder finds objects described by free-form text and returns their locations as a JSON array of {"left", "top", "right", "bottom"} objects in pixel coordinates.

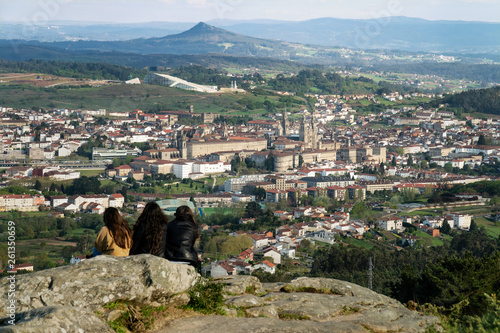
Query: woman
[
  {"left": 130, "top": 201, "right": 169, "bottom": 256},
  {"left": 165, "top": 205, "right": 200, "bottom": 271},
  {"left": 94, "top": 207, "right": 132, "bottom": 256}
]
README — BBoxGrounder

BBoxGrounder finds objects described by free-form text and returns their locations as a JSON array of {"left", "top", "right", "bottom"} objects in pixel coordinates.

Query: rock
[
  {"left": 225, "top": 294, "right": 264, "bottom": 308},
  {"left": 106, "top": 309, "right": 124, "bottom": 322},
  {"left": 221, "top": 307, "right": 238, "bottom": 318},
  {"left": 0, "top": 254, "right": 198, "bottom": 315},
  {"left": 245, "top": 305, "right": 279, "bottom": 319},
  {"left": 0, "top": 306, "right": 113, "bottom": 333},
  {"left": 184, "top": 277, "right": 441, "bottom": 333},
  {"left": 261, "top": 282, "right": 287, "bottom": 293},
  {"left": 215, "top": 275, "right": 263, "bottom": 295},
  {"left": 155, "top": 316, "right": 367, "bottom": 333},
  {"left": 0, "top": 261, "right": 442, "bottom": 333}
]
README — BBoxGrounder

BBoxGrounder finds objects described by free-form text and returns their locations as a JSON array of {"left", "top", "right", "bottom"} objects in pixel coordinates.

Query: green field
[
  {"left": 473, "top": 217, "right": 500, "bottom": 238},
  {"left": 0, "top": 83, "right": 302, "bottom": 117},
  {"left": 79, "top": 169, "right": 105, "bottom": 177},
  {"left": 406, "top": 209, "right": 442, "bottom": 217},
  {"left": 16, "top": 238, "right": 77, "bottom": 263},
  {"left": 415, "top": 229, "right": 444, "bottom": 247}
]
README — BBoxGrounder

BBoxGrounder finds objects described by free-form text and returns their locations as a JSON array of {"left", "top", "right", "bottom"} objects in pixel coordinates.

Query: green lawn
[
  {"left": 0, "top": 83, "right": 289, "bottom": 115},
  {"left": 79, "top": 169, "right": 105, "bottom": 177},
  {"left": 406, "top": 209, "right": 442, "bottom": 217},
  {"left": 414, "top": 230, "right": 444, "bottom": 247},
  {"left": 473, "top": 217, "right": 500, "bottom": 238}
]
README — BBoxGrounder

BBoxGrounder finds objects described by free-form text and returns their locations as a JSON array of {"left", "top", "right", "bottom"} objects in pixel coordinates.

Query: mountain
[
  {"left": 217, "top": 16, "right": 500, "bottom": 53},
  {"left": 1, "top": 17, "right": 499, "bottom": 54},
  {"left": 24, "top": 22, "right": 297, "bottom": 58}
]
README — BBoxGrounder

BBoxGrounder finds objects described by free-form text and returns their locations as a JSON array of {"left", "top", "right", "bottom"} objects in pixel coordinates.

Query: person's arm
[{"left": 95, "top": 227, "right": 111, "bottom": 254}]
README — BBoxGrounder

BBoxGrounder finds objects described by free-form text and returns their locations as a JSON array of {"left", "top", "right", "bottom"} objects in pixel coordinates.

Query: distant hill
[
  {"left": 216, "top": 16, "right": 500, "bottom": 54},
  {"left": 0, "top": 40, "right": 307, "bottom": 71},
  {"left": 29, "top": 22, "right": 298, "bottom": 58},
  {"left": 1, "top": 17, "right": 499, "bottom": 54}
]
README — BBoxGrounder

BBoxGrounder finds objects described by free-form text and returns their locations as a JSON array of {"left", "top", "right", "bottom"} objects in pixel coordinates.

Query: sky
[{"left": 1, "top": 0, "right": 499, "bottom": 24}]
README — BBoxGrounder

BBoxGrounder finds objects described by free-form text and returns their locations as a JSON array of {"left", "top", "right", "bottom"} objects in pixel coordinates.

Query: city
[{"left": 0, "top": 0, "right": 499, "bottom": 331}]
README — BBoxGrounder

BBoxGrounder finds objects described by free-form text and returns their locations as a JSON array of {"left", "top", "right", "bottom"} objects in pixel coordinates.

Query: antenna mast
[{"left": 368, "top": 257, "right": 373, "bottom": 290}]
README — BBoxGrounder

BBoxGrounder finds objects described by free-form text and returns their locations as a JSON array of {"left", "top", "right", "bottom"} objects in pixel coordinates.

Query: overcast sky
[{"left": 1, "top": 0, "right": 499, "bottom": 24}]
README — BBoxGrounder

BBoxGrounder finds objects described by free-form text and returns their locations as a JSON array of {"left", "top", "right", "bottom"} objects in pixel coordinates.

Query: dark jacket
[
  {"left": 164, "top": 218, "right": 199, "bottom": 263},
  {"left": 130, "top": 223, "right": 167, "bottom": 257}
]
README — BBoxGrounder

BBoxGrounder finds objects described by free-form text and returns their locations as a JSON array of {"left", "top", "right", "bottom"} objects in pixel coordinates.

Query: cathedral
[{"left": 299, "top": 113, "right": 321, "bottom": 150}]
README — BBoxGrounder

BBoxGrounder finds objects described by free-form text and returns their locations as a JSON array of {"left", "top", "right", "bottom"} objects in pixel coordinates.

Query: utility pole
[{"left": 368, "top": 257, "right": 373, "bottom": 290}]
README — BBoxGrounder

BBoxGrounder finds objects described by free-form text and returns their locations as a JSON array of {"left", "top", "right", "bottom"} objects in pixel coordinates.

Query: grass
[
  {"left": 79, "top": 169, "right": 105, "bottom": 177},
  {"left": 0, "top": 83, "right": 292, "bottom": 116},
  {"left": 16, "top": 238, "right": 77, "bottom": 263},
  {"left": 278, "top": 313, "right": 310, "bottom": 320},
  {"left": 414, "top": 230, "right": 444, "bottom": 247},
  {"left": 406, "top": 209, "right": 442, "bottom": 217},
  {"left": 473, "top": 217, "right": 500, "bottom": 238}
]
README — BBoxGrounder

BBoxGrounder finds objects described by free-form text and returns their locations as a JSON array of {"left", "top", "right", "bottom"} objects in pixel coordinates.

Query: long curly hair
[
  {"left": 133, "top": 201, "right": 169, "bottom": 254},
  {"left": 174, "top": 205, "right": 199, "bottom": 239},
  {"left": 103, "top": 207, "right": 132, "bottom": 249}
]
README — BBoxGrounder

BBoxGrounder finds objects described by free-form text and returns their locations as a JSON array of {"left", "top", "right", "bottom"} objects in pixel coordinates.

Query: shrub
[{"left": 184, "top": 278, "right": 225, "bottom": 315}]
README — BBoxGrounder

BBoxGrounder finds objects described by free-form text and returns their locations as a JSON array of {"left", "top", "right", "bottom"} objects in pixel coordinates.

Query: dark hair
[
  {"left": 175, "top": 205, "right": 199, "bottom": 238},
  {"left": 133, "top": 201, "right": 169, "bottom": 254},
  {"left": 103, "top": 207, "right": 132, "bottom": 249}
]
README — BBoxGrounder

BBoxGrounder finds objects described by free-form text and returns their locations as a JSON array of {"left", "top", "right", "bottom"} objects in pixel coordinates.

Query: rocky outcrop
[
  {"left": 0, "top": 257, "right": 442, "bottom": 332},
  {"left": 0, "top": 255, "right": 198, "bottom": 315},
  {"left": 0, "top": 306, "right": 114, "bottom": 333},
  {"left": 192, "top": 276, "right": 442, "bottom": 333}
]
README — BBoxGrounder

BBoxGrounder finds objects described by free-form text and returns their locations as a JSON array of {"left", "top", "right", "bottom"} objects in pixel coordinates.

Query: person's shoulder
[{"left": 98, "top": 226, "right": 110, "bottom": 233}]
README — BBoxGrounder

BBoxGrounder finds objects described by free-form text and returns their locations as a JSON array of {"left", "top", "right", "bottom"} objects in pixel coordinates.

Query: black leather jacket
[
  {"left": 164, "top": 218, "right": 199, "bottom": 263},
  {"left": 130, "top": 223, "right": 167, "bottom": 257}
]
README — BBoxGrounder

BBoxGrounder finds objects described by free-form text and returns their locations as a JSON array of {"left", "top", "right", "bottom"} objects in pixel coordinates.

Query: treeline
[
  {"left": 166, "top": 65, "right": 262, "bottom": 88},
  {"left": 311, "top": 229, "right": 500, "bottom": 328},
  {"left": 369, "top": 62, "right": 500, "bottom": 83},
  {"left": 0, "top": 59, "right": 147, "bottom": 81},
  {"left": 434, "top": 86, "right": 500, "bottom": 115},
  {"left": 0, "top": 42, "right": 308, "bottom": 72},
  {"left": 268, "top": 69, "right": 412, "bottom": 95},
  {"left": 450, "top": 180, "right": 500, "bottom": 197}
]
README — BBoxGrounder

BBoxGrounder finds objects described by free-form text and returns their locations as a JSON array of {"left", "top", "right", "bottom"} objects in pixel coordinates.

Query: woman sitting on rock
[
  {"left": 164, "top": 205, "right": 200, "bottom": 272},
  {"left": 95, "top": 207, "right": 132, "bottom": 256},
  {"left": 130, "top": 201, "right": 169, "bottom": 256}
]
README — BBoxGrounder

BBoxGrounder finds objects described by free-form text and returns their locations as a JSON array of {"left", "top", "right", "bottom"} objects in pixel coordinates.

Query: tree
[
  {"left": 265, "top": 153, "right": 275, "bottom": 171},
  {"left": 220, "top": 235, "right": 253, "bottom": 256},
  {"left": 440, "top": 220, "right": 451, "bottom": 234},
  {"left": 76, "top": 230, "right": 95, "bottom": 254},
  {"left": 391, "top": 156, "right": 397, "bottom": 167},
  {"left": 444, "top": 162, "right": 453, "bottom": 173},
  {"left": 407, "top": 154, "right": 413, "bottom": 167},
  {"left": 253, "top": 187, "right": 266, "bottom": 201},
  {"left": 244, "top": 202, "right": 263, "bottom": 218},
  {"left": 477, "top": 134, "right": 486, "bottom": 145},
  {"left": 49, "top": 183, "right": 56, "bottom": 192},
  {"left": 34, "top": 179, "right": 42, "bottom": 191},
  {"left": 379, "top": 162, "right": 385, "bottom": 175},
  {"left": 298, "top": 155, "right": 304, "bottom": 168}
]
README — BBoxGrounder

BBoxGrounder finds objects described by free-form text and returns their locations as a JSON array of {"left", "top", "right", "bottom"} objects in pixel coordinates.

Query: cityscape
[{"left": 0, "top": 0, "right": 499, "bottom": 332}]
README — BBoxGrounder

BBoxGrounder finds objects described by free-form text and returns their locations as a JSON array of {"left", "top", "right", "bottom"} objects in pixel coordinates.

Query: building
[{"left": 144, "top": 73, "right": 218, "bottom": 93}]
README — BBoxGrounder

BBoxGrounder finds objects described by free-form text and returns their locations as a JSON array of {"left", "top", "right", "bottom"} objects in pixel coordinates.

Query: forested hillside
[
  {"left": 369, "top": 62, "right": 500, "bottom": 83},
  {"left": 0, "top": 59, "right": 147, "bottom": 81},
  {"left": 311, "top": 229, "right": 500, "bottom": 329},
  {"left": 269, "top": 69, "right": 414, "bottom": 95},
  {"left": 437, "top": 87, "right": 500, "bottom": 115}
]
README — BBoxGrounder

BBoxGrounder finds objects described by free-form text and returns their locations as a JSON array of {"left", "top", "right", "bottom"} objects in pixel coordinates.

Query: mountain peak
[{"left": 187, "top": 22, "right": 220, "bottom": 33}]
